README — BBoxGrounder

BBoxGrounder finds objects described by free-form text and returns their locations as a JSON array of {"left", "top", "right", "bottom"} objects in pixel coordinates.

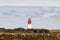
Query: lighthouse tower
[{"left": 27, "top": 18, "right": 32, "bottom": 29}]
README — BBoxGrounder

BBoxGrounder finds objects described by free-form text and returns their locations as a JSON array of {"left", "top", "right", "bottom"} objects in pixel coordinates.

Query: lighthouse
[{"left": 27, "top": 18, "right": 32, "bottom": 29}]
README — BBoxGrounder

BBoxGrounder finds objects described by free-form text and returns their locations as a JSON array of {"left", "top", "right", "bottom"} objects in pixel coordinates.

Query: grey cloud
[
  {"left": 41, "top": 7, "right": 60, "bottom": 18},
  {"left": 50, "top": 14, "right": 60, "bottom": 19},
  {"left": 2, "top": 6, "right": 60, "bottom": 19},
  {"left": 3, "top": 12, "right": 20, "bottom": 17},
  {"left": 10, "top": 10, "right": 16, "bottom": 13},
  {"left": 56, "top": 11, "right": 60, "bottom": 13},
  {"left": 3, "top": 12, "right": 12, "bottom": 16}
]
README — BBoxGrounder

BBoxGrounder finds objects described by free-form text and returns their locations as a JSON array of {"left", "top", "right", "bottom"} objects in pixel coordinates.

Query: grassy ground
[{"left": 0, "top": 33, "right": 59, "bottom": 40}]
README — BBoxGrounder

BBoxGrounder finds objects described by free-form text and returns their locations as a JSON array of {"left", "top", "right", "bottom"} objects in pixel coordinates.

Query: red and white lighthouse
[{"left": 28, "top": 18, "right": 32, "bottom": 29}]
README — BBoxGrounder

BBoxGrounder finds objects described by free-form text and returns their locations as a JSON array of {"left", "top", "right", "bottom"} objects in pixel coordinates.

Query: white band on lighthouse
[{"left": 28, "top": 24, "right": 32, "bottom": 29}]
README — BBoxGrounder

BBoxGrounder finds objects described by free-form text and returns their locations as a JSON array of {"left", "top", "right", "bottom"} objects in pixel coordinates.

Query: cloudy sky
[{"left": 0, "top": 0, "right": 60, "bottom": 29}]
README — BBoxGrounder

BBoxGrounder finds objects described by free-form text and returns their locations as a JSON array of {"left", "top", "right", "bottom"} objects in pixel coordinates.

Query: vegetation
[
  {"left": 0, "top": 28, "right": 49, "bottom": 33},
  {"left": 0, "top": 28, "right": 59, "bottom": 40},
  {"left": 0, "top": 33, "right": 59, "bottom": 40}
]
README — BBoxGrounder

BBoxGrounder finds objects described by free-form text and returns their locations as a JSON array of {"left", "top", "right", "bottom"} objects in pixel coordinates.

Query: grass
[{"left": 0, "top": 33, "right": 59, "bottom": 40}]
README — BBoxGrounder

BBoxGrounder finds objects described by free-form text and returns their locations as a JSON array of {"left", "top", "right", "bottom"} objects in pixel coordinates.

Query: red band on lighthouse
[
  {"left": 28, "top": 18, "right": 31, "bottom": 24},
  {"left": 28, "top": 21, "right": 31, "bottom": 24}
]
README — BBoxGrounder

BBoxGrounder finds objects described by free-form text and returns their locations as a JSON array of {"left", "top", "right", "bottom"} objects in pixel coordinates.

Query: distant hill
[{"left": 50, "top": 29, "right": 60, "bottom": 33}]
